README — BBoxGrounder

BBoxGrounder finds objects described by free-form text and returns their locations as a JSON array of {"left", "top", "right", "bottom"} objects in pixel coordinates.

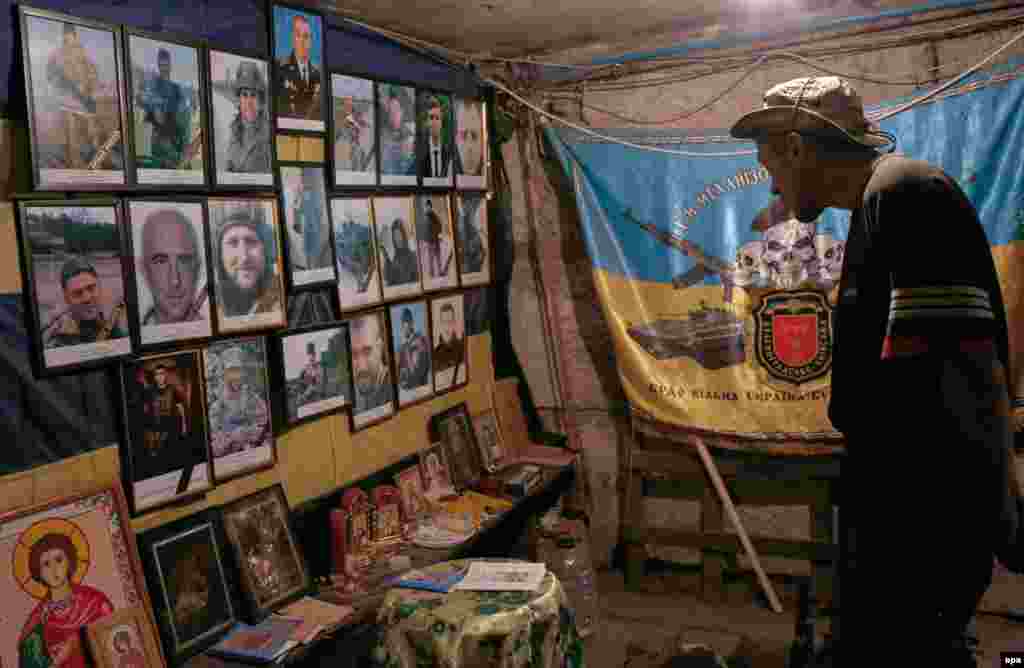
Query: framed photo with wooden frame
[
  {"left": 430, "top": 403, "right": 484, "bottom": 491},
  {"left": 279, "top": 162, "right": 336, "bottom": 289},
  {"left": 348, "top": 308, "right": 396, "bottom": 431},
  {"left": 332, "top": 196, "right": 383, "bottom": 312},
  {"left": 416, "top": 193, "right": 458, "bottom": 292},
  {"left": 270, "top": 2, "right": 327, "bottom": 134},
  {"left": 388, "top": 300, "right": 433, "bottom": 408},
  {"left": 19, "top": 5, "right": 130, "bottom": 191},
  {"left": 220, "top": 484, "right": 311, "bottom": 621},
  {"left": 206, "top": 196, "right": 287, "bottom": 335},
  {"left": 330, "top": 72, "right": 377, "bottom": 187},
  {"left": 207, "top": 47, "right": 275, "bottom": 189},
  {"left": 395, "top": 463, "right": 427, "bottom": 519},
  {"left": 416, "top": 88, "right": 455, "bottom": 188},
  {"left": 471, "top": 408, "right": 506, "bottom": 473},
  {"left": 137, "top": 510, "right": 237, "bottom": 665},
  {"left": 454, "top": 193, "right": 491, "bottom": 286},
  {"left": 15, "top": 199, "right": 135, "bottom": 376},
  {"left": 203, "top": 337, "right": 276, "bottom": 482},
  {"left": 419, "top": 442, "right": 457, "bottom": 499},
  {"left": 376, "top": 81, "right": 417, "bottom": 186},
  {"left": 372, "top": 195, "right": 422, "bottom": 301},
  {"left": 0, "top": 485, "right": 156, "bottom": 668},
  {"left": 430, "top": 292, "right": 468, "bottom": 393},
  {"left": 85, "top": 606, "right": 165, "bottom": 668},
  {"left": 122, "top": 27, "right": 208, "bottom": 188},
  {"left": 452, "top": 97, "right": 487, "bottom": 190},
  {"left": 120, "top": 349, "right": 212, "bottom": 515},
  {"left": 275, "top": 321, "right": 352, "bottom": 426},
  {"left": 124, "top": 198, "right": 214, "bottom": 349}
]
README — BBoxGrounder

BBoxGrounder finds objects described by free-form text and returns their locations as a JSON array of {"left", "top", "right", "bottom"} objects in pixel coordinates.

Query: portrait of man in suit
[
  {"left": 273, "top": 7, "right": 324, "bottom": 131},
  {"left": 418, "top": 92, "right": 455, "bottom": 185}
]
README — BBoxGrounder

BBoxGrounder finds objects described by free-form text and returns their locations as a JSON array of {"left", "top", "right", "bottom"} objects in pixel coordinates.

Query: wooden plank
[
  {"left": 622, "top": 470, "right": 646, "bottom": 591},
  {"left": 644, "top": 526, "right": 837, "bottom": 562},
  {"left": 701, "top": 482, "right": 725, "bottom": 603},
  {"left": 631, "top": 449, "right": 714, "bottom": 477},
  {"left": 811, "top": 481, "right": 835, "bottom": 604}
]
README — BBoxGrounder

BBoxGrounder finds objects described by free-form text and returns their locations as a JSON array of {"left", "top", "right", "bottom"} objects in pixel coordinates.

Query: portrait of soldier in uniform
[
  {"left": 282, "top": 165, "right": 334, "bottom": 287},
  {"left": 273, "top": 6, "right": 324, "bottom": 132},
  {"left": 456, "top": 193, "right": 490, "bottom": 285},
  {"left": 22, "top": 12, "right": 126, "bottom": 186},
  {"left": 122, "top": 352, "right": 210, "bottom": 511},
  {"left": 22, "top": 203, "right": 133, "bottom": 371},
  {"left": 453, "top": 98, "right": 486, "bottom": 189},
  {"left": 374, "top": 196, "right": 421, "bottom": 300},
  {"left": 377, "top": 83, "right": 417, "bottom": 185},
  {"left": 431, "top": 295, "right": 467, "bottom": 391},
  {"left": 282, "top": 325, "right": 351, "bottom": 422},
  {"left": 209, "top": 52, "right": 272, "bottom": 185},
  {"left": 332, "top": 74, "right": 376, "bottom": 186},
  {"left": 390, "top": 301, "right": 432, "bottom": 406},
  {"left": 417, "top": 91, "right": 455, "bottom": 187},
  {"left": 416, "top": 195, "right": 456, "bottom": 291},
  {"left": 127, "top": 36, "right": 204, "bottom": 184},
  {"left": 129, "top": 201, "right": 212, "bottom": 345},
  {"left": 208, "top": 199, "right": 286, "bottom": 333},
  {"left": 349, "top": 311, "right": 395, "bottom": 428}
]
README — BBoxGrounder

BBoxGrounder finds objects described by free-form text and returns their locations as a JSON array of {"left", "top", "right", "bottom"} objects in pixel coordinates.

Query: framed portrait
[
  {"left": 138, "top": 511, "right": 236, "bottom": 664},
  {"left": 220, "top": 485, "right": 311, "bottom": 621},
  {"left": 280, "top": 163, "right": 336, "bottom": 288},
  {"left": 430, "top": 403, "right": 484, "bottom": 491},
  {"left": 373, "top": 195, "right": 422, "bottom": 301},
  {"left": 19, "top": 6, "right": 128, "bottom": 190},
  {"left": 277, "top": 322, "right": 352, "bottom": 425},
  {"left": 453, "top": 97, "right": 487, "bottom": 190},
  {"left": 472, "top": 409, "right": 506, "bottom": 473},
  {"left": 331, "top": 73, "right": 376, "bottom": 186},
  {"left": 347, "top": 309, "right": 396, "bottom": 430},
  {"left": 123, "top": 29, "right": 207, "bottom": 187},
  {"left": 388, "top": 300, "right": 433, "bottom": 408},
  {"left": 430, "top": 292, "right": 468, "bottom": 393},
  {"left": 416, "top": 89, "right": 455, "bottom": 188},
  {"left": 0, "top": 485, "right": 154, "bottom": 668},
  {"left": 347, "top": 507, "right": 370, "bottom": 554},
  {"left": 207, "top": 49, "right": 274, "bottom": 188},
  {"left": 418, "top": 442, "right": 457, "bottom": 499},
  {"left": 416, "top": 194, "right": 458, "bottom": 292},
  {"left": 455, "top": 193, "right": 491, "bottom": 286},
  {"left": 16, "top": 200, "right": 134, "bottom": 375},
  {"left": 271, "top": 3, "right": 326, "bottom": 133},
  {"left": 126, "top": 199, "right": 213, "bottom": 347},
  {"left": 372, "top": 503, "right": 401, "bottom": 542},
  {"left": 203, "top": 337, "right": 276, "bottom": 482},
  {"left": 120, "top": 350, "right": 212, "bottom": 515},
  {"left": 395, "top": 464, "right": 426, "bottom": 519},
  {"left": 207, "top": 197, "right": 287, "bottom": 334},
  {"left": 332, "top": 197, "right": 382, "bottom": 312},
  {"left": 85, "top": 606, "right": 165, "bottom": 668},
  {"left": 376, "top": 82, "right": 417, "bottom": 185}
]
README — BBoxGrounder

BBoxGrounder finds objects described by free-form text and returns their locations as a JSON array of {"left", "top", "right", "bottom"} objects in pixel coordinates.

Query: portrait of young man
[
  {"left": 377, "top": 83, "right": 417, "bottom": 185},
  {"left": 389, "top": 301, "right": 432, "bottom": 406},
  {"left": 209, "top": 51, "right": 273, "bottom": 186},
  {"left": 417, "top": 91, "right": 454, "bottom": 187},
  {"left": 129, "top": 201, "right": 212, "bottom": 346},
  {"left": 127, "top": 36, "right": 204, "bottom": 185},
  {"left": 373, "top": 196, "right": 422, "bottom": 300},
  {"left": 453, "top": 98, "right": 485, "bottom": 189},
  {"left": 349, "top": 310, "right": 395, "bottom": 428},
  {"left": 332, "top": 74, "right": 376, "bottom": 186},
  {"left": 272, "top": 6, "right": 324, "bottom": 132},
  {"left": 332, "top": 198, "right": 382, "bottom": 310},
  {"left": 22, "top": 12, "right": 126, "bottom": 187},
  {"left": 207, "top": 199, "right": 286, "bottom": 333},
  {"left": 416, "top": 195, "right": 457, "bottom": 291},
  {"left": 456, "top": 194, "right": 490, "bottom": 285},
  {"left": 431, "top": 294, "right": 467, "bottom": 392}
]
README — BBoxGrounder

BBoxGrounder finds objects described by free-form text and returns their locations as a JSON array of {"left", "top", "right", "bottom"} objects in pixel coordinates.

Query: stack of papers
[
  {"left": 410, "top": 519, "right": 475, "bottom": 548},
  {"left": 451, "top": 561, "right": 548, "bottom": 592},
  {"left": 275, "top": 596, "right": 355, "bottom": 644}
]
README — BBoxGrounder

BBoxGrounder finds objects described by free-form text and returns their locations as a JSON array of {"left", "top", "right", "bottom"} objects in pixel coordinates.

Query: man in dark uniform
[
  {"left": 225, "top": 61, "right": 271, "bottom": 173},
  {"left": 459, "top": 196, "right": 487, "bottom": 274},
  {"left": 397, "top": 307, "right": 430, "bottom": 390},
  {"left": 731, "top": 75, "right": 1024, "bottom": 667},
  {"left": 299, "top": 340, "right": 324, "bottom": 405},
  {"left": 382, "top": 219, "right": 419, "bottom": 286},
  {"left": 275, "top": 14, "right": 321, "bottom": 121},
  {"left": 136, "top": 48, "right": 188, "bottom": 169},
  {"left": 43, "top": 256, "right": 127, "bottom": 348},
  {"left": 432, "top": 302, "right": 464, "bottom": 375}
]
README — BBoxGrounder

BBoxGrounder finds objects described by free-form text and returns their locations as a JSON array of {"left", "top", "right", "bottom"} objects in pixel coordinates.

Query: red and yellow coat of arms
[{"left": 753, "top": 290, "right": 833, "bottom": 385}]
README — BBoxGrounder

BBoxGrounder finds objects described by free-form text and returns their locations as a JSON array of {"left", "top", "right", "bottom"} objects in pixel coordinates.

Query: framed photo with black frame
[
  {"left": 429, "top": 402, "right": 484, "bottom": 491},
  {"left": 376, "top": 81, "right": 418, "bottom": 186},
  {"left": 120, "top": 349, "right": 212, "bottom": 515},
  {"left": 279, "top": 162, "right": 336, "bottom": 289},
  {"left": 124, "top": 197, "right": 214, "bottom": 349},
  {"left": 137, "top": 509, "right": 238, "bottom": 666},
  {"left": 207, "top": 47, "right": 275, "bottom": 189},
  {"left": 372, "top": 194, "right": 422, "bottom": 301},
  {"left": 203, "top": 336, "right": 276, "bottom": 482},
  {"left": 430, "top": 291, "right": 468, "bottom": 394},
  {"left": 274, "top": 321, "right": 352, "bottom": 427},
  {"left": 330, "top": 71, "right": 377, "bottom": 187},
  {"left": 388, "top": 300, "right": 433, "bottom": 408},
  {"left": 122, "top": 27, "right": 209, "bottom": 188},
  {"left": 454, "top": 192, "right": 491, "bottom": 286},
  {"left": 348, "top": 308, "right": 396, "bottom": 431},
  {"left": 206, "top": 196, "right": 287, "bottom": 335},
  {"left": 270, "top": 2, "right": 327, "bottom": 134},
  {"left": 332, "top": 196, "right": 383, "bottom": 312},
  {"left": 416, "top": 193, "right": 458, "bottom": 292},
  {"left": 19, "top": 5, "right": 130, "bottom": 191},
  {"left": 219, "top": 484, "right": 312, "bottom": 622},
  {"left": 15, "top": 198, "right": 135, "bottom": 376},
  {"left": 452, "top": 97, "right": 488, "bottom": 190},
  {"left": 416, "top": 88, "right": 455, "bottom": 188}
]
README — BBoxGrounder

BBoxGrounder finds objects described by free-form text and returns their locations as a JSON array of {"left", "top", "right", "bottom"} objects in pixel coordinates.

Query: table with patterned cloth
[{"left": 371, "top": 559, "right": 585, "bottom": 668}]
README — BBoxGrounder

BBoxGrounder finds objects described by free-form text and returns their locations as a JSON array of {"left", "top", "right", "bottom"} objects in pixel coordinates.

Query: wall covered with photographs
[{"left": 0, "top": 0, "right": 497, "bottom": 543}]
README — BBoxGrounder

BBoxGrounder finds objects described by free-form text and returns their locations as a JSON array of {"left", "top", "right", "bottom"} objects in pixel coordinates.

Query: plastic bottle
[{"left": 546, "top": 535, "right": 599, "bottom": 638}]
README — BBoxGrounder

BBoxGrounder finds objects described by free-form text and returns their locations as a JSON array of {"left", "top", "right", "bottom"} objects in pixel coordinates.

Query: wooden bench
[{"left": 622, "top": 417, "right": 843, "bottom": 608}]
